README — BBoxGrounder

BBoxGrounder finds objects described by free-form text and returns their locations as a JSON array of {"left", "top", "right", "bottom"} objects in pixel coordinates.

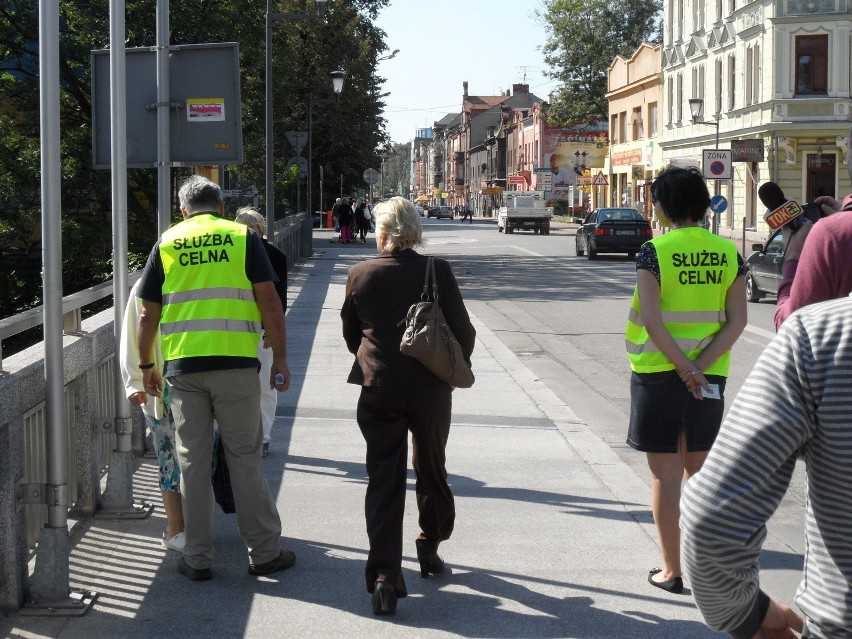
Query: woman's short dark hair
[{"left": 650, "top": 166, "right": 710, "bottom": 224}]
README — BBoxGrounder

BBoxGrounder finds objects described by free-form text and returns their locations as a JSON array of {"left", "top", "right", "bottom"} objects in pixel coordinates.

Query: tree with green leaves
[
  {"left": 0, "top": 0, "right": 392, "bottom": 327},
  {"left": 538, "top": 0, "right": 660, "bottom": 127}
]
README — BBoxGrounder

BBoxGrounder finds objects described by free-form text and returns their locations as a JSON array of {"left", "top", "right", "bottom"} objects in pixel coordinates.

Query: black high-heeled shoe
[
  {"left": 371, "top": 581, "right": 397, "bottom": 615},
  {"left": 415, "top": 538, "right": 445, "bottom": 578}
]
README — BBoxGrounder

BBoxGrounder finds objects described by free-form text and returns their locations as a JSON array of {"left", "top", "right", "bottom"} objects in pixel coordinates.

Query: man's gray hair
[{"left": 178, "top": 175, "right": 223, "bottom": 213}]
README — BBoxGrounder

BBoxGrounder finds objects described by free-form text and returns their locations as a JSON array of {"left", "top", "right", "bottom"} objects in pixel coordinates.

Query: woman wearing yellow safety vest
[{"left": 624, "top": 166, "right": 747, "bottom": 595}]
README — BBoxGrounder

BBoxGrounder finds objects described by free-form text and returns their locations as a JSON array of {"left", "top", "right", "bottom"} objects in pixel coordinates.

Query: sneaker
[
  {"left": 177, "top": 557, "right": 212, "bottom": 581},
  {"left": 162, "top": 531, "right": 186, "bottom": 552},
  {"left": 248, "top": 550, "right": 296, "bottom": 576},
  {"left": 262, "top": 442, "right": 270, "bottom": 458}
]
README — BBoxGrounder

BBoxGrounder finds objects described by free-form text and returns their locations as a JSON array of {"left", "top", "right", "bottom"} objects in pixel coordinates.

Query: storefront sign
[
  {"left": 807, "top": 154, "right": 835, "bottom": 169},
  {"left": 508, "top": 176, "right": 526, "bottom": 184},
  {"left": 612, "top": 149, "right": 643, "bottom": 166},
  {"left": 731, "top": 139, "right": 764, "bottom": 162}
]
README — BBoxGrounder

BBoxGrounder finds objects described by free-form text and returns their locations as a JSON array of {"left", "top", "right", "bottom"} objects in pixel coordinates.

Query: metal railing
[{"left": 0, "top": 213, "right": 307, "bottom": 611}]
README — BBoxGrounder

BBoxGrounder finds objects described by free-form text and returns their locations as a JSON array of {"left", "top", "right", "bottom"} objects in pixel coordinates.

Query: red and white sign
[
  {"left": 764, "top": 200, "right": 804, "bottom": 230},
  {"left": 508, "top": 175, "right": 526, "bottom": 185},
  {"left": 702, "top": 149, "right": 732, "bottom": 180},
  {"left": 592, "top": 171, "right": 608, "bottom": 186}
]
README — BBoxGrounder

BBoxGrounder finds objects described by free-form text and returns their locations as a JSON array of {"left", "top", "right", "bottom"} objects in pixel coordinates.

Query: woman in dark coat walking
[
  {"left": 341, "top": 197, "right": 476, "bottom": 616},
  {"left": 354, "top": 198, "right": 370, "bottom": 243},
  {"left": 337, "top": 197, "right": 354, "bottom": 243}
]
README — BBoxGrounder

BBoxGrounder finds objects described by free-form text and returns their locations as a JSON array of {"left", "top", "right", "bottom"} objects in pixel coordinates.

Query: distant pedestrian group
[{"left": 333, "top": 196, "right": 371, "bottom": 243}]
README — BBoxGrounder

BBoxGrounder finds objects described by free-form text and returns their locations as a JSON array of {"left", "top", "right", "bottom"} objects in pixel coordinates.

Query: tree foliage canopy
[
  {"left": 0, "top": 0, "right": 391, "bottom": 322},
  {"left": 539, "top": 0, "right": 660, "bottom": 127}
]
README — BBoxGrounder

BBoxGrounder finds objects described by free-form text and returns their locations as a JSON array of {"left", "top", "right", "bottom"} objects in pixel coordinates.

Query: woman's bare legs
[
  {"left": 163, "top": 490, "right": 184, "bottom": 539},
  {"left": 646, "top": 431, "right": 708, "bottom": 582}
]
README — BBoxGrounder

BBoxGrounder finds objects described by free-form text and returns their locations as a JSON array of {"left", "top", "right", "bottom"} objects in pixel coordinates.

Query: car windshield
[{"left": 597, "top": 209, "right": 642, "bottom": 221}]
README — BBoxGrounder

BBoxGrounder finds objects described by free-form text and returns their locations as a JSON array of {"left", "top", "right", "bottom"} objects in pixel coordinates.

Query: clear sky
[{"left": 374, "top": 0, "right": 562, "bottom": 144}]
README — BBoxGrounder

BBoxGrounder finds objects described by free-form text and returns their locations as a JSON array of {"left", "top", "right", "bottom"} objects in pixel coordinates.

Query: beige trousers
[{"left": 169, "top": 368, "right": 282, "bottom": 569}]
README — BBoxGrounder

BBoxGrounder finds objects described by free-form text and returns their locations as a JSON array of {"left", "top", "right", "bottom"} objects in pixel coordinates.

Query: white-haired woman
[
  {"left": 234, "top": 207, "right": 288, "bottom": 457},
  {"left": 341, "top": 197, "right": 476, "bottom": 615}
]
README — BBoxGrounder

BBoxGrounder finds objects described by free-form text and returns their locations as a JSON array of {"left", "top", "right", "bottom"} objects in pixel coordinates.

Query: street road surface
[{"left": 418, "top": 217, "right": 804, "bottom": 600}]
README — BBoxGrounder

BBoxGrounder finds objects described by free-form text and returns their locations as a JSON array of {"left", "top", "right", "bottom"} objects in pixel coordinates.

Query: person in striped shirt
[{"left": 681, "top": 294, "right": 852, "bottom": 638}]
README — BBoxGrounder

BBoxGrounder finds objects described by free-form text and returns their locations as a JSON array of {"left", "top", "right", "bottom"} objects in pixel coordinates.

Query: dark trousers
[{"left": 357, "top": 385, "right": 455, "bottom": 595}]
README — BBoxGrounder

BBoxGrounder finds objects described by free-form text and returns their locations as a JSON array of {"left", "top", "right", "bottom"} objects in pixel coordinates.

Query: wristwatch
[{"left": 139, "top": 362, "right": 155, "bottom": 370}]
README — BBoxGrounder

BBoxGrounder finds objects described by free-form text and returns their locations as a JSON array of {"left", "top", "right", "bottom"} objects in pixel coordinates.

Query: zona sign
[{"left": 702, "top": 149, "right": 732, "bottom": 180}]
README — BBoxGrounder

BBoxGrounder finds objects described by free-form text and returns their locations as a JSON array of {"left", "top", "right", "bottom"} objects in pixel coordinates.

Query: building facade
[
  {"left": 605, "top": 42, "right": 664, "bottom": 220},
  {"left": 661, "top": 0, "right": 851, "bottom": 234}
]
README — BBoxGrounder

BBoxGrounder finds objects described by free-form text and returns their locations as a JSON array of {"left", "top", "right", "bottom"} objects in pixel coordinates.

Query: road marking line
[
  {"left": 507, "top": 245, "right": 544, "bottom": 257},
  {"left": 744, "top": 324, "right": 776, "bottom": 340}
]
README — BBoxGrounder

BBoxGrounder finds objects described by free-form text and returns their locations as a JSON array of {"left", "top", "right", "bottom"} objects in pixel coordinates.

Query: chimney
[
  {"left": 463, "top": 81, "right": 468, "bottom": 97},
  {"left": 512, "top": 83, "right": 530, "bottom": 95}
]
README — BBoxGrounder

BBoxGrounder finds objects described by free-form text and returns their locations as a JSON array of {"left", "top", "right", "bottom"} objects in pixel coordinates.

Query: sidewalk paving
[{"left": 1, "top": 235, "right": 790, "bottom": 638}]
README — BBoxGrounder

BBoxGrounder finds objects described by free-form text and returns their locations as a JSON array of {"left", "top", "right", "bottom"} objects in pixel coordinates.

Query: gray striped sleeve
[{"left": 681, "top": 296, "right": 852, "bottom": 638}]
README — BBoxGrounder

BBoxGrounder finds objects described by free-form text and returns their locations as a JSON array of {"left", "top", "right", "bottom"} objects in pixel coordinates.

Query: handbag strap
[{"left": 422, "top": 256, "right": 438, "bottom": 302}]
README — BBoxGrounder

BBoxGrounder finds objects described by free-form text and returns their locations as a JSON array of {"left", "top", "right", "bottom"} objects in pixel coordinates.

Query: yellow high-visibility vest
[
  {"left": 625, "top": 227, "right": 739, "bottom": 376},
  {"left": 159, "top": 214, "right": 261, "bottom": 362}
]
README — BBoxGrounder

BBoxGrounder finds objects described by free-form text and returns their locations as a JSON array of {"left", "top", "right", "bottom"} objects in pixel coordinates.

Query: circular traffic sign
[
  {"left": 710, "top": 161, "right": 726, "bottom": 176},
  {"left": 286, "top": 155, "right": 307, "bottom": 179},
  {"left": 710, "top": 194, "right": 728, "bottom": 214},
  {"left": 363, "top": 168, "right": 380, "bottom": 185}
]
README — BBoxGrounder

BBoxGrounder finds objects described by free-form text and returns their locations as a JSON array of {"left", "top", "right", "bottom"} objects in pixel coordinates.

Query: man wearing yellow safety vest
[
  {"left": 624, "top": 166, "right": 747, "bottom": 596},
  {"left": 136, "top": 175, "right": 294, "bottom": 581}
]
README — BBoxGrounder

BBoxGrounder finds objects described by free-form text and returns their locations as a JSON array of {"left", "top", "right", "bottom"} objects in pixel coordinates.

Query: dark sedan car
[
  {"left": 427, "top": 205, "right": 454, "bottom": 219},
  {"left": 575, "top": 207, "right": 653, "bottom": 259},
  {"left": 744, "top": 228, "right": 784, "bottom": 302}
]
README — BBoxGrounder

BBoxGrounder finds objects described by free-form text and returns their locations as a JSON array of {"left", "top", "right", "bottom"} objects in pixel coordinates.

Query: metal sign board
[
  {"left": 702, "top": 149, "right": 732, "bottom": 180},
  {"left": 363, "top": 168, "right": 380, "bottom": 185},
  {"left": 731, "top": 139, "right": 764, "bottom": 162},
  {"left": 91, "top": 43, "right": 243, "bottom": 168},
  {"left": 285, "top": 131, "right": 307, "bottom": 153}
]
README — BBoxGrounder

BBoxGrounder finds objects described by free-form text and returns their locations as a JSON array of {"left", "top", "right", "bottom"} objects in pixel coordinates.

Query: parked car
[
  {"left": 575, "top": 208, "right": 653, "bottom": 259},
  {"left": 744, "top": 228, "right": 784, "bottom": 302},
  {"left": 427, "top": 205, "right": 454, "bottom": 219},
  {"left": 414, "top": 205, "right": 425, "bottom": 217}
]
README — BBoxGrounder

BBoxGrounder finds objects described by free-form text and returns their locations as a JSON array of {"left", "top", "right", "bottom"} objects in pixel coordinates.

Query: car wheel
[
  {"left": 586, "top": 243, "right": 597, "bottom": 260},
  {"left": 576, "top": 236, "right": 585, "bottom": 256},
  {"left": 745, "top": 272, "right": 763, "bottom": 302}
]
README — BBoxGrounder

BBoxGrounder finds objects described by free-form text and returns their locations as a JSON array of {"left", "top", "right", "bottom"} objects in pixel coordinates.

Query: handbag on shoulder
[{"left": 399, "top": 256, "right": 475, "bottom": 388}]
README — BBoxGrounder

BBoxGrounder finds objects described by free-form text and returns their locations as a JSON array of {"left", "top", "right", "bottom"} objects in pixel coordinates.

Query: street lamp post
[
  {"left": 373, "top": 49, "right": 399, "bottom": 201},
  {"left": 688, "top": 97, "right": 721, "bottom": 234},
  {"left": 380, "top": 152, "right": 396, "bottom": 199},
  {"left": 486, "top": 125, "right": 496, "bottom": 216},
  {"left": 265, "top": 0, "right": 327, "bottom": 240},
  {"left": 307, "top": 70, "right": 345, "bottom": 229}
]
